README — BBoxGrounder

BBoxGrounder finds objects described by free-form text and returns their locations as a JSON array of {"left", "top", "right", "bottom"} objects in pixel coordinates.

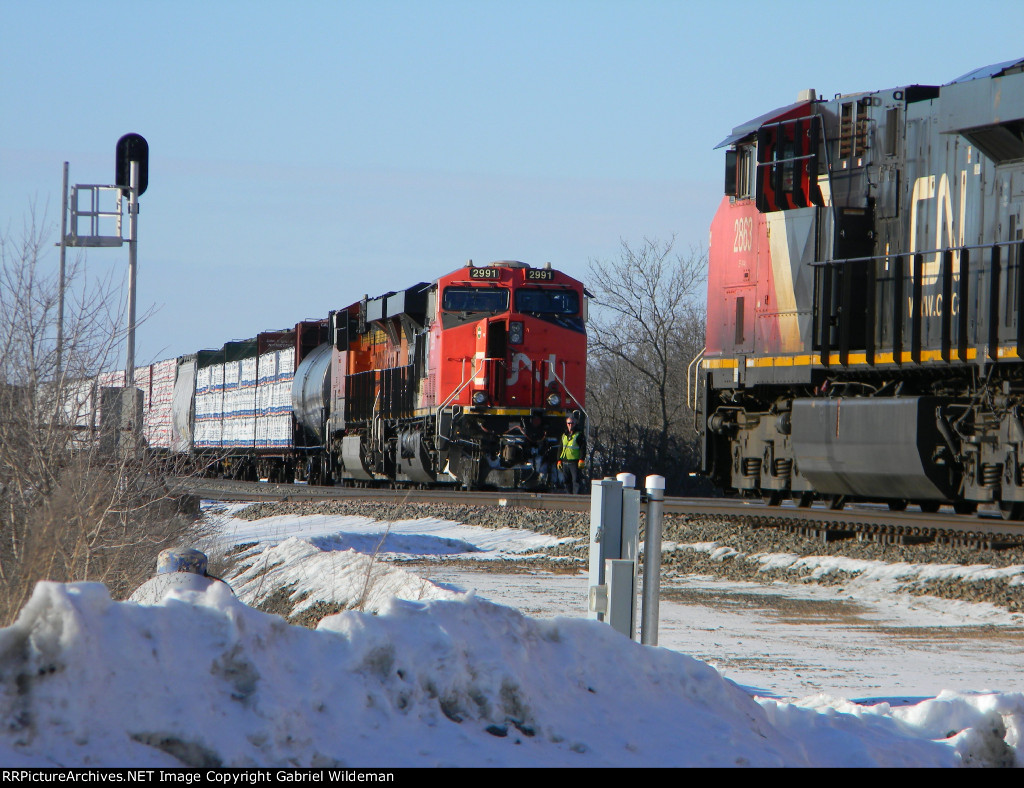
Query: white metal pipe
[{"left": 641, "top": 474, "right": 666, "bottom": 646}]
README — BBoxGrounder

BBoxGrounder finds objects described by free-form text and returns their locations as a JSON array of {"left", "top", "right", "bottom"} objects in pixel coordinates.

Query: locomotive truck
[{"left": 701, "top": 57, "right": 1024, "bottom": 518}]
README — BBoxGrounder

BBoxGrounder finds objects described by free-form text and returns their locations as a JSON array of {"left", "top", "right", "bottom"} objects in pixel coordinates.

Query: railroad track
[{"left": 166, "top": 476, "right": 1024, "bottom": 548}]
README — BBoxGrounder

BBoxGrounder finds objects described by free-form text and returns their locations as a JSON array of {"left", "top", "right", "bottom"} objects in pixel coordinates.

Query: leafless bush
[
  {"left": 586, "top": 237, "right": 712, "bottom": 494},
  {"left": 0, "top": 208, "right": 201, "bottom": 623}
]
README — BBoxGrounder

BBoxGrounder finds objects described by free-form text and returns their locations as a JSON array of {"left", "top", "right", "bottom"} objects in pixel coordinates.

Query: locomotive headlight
[
  {"left": 546, "top": 392, "right": 561, "bottom": 408},
  {"left": 472, "top": 391, "right": 488, "bottom": 406},
  {"left": 509, "top": 321, "right": 524, "bottom": 345}
]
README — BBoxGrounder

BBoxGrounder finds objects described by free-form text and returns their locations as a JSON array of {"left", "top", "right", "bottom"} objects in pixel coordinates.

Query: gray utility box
[{"left": 588, "top": 478, "right": 641, "bottom": 638}]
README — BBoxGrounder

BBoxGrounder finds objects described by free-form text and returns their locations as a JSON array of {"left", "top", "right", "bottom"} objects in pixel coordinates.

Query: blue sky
[{"left": 3, "top": 0, "right": 1023, "bottom": 364}]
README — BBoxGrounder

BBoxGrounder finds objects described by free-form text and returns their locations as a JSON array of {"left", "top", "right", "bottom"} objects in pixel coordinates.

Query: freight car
[
  {"left": 700, "top": 57, "right": 1024, "bottom": 518},
  {"left": 97, "top": 260, "right": 587, "bottom": 490}
]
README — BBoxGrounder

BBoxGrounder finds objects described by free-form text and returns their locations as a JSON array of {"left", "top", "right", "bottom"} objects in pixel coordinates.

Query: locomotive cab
[{"left": 431, "top": 261, "right": 587, "bottom": 488}]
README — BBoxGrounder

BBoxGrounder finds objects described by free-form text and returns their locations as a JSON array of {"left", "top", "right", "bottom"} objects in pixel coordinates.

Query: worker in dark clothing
[
  {"left": 523, "top": 413, "right": 551, "bottom": 486},
  {"left": 523, "top": 413, "right": 547, "bottom": 444},
  {"left": 557, "top": 415, "right": 586, "bottom": 494}
]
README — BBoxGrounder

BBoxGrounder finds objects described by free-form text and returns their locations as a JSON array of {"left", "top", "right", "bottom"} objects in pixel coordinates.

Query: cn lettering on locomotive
[{"left": 700, "top": 58, "right": 1024, "bottom": 519}]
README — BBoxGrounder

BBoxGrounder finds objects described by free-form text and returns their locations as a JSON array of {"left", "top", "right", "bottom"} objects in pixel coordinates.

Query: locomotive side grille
[
  {"left": 839, "top": 102, "right": 853, "bottom": 159},
  {"left": 381, "top": 365, "right": 415, "bottom": 420},
  {"left": 838, "top": 99, "right": 870, "bottom": 161},
  {"left": 346, "top": 370, "right": 375, "bottom": 423},
  {"left": 855, "top": 100, "right": 869, "bottom": 158}
]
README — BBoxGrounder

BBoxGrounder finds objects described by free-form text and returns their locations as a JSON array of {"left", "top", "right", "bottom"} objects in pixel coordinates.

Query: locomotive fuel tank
[{"left": 789, "top": 397, "right": 955, "bottom": 500}]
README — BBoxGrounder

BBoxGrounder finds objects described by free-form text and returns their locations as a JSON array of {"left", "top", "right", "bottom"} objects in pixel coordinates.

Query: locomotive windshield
[
  {"left": 515, "top": 288, "right": 583, "bottom": 332},
  {"left": 515, "top": 288, "right": 579, "bottom": 315},
  {"left": 442, "top": 286, "right": 509, "bottom": 313}
]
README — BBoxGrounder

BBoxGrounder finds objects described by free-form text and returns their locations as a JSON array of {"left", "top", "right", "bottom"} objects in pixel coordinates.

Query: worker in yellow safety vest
[{"left": 557, "top": 415, "right": 586, "bottom": 494}]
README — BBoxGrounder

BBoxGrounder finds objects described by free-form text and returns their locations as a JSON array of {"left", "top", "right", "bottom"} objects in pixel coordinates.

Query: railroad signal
[
  {"left": 116, "top": 133, "right": 148, "bottom": 196},
  {"left": 59, "top": 134, "right": 149, "bottom": 391}
]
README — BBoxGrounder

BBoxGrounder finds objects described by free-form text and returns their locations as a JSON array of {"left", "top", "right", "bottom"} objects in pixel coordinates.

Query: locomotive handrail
[
  {"left": 687, "top": 347, "right": 705, "bottom": 435},
  {"left": 437, "top": 358, "right": 479, "bottom": 411},
  {"left": 435, "top": 358, "right": 481, "bottom": 443},
  {"left": 812, "top": 238, "right": 1023, "bottom": 267},
  {"left": 703, "top": 64, "right": 1024, "bottom": 518},
  {"left": 371, "top": 388, "right": 383, "bottom": 460},
  {"left": 546, "top": 359, "right": 588, "bottom": 423}
]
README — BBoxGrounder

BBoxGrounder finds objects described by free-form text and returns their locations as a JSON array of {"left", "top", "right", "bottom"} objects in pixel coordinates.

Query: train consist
[
  {"left": 701, "top": 57, "right": 1024, "bottom": 517},
  {"left": 96, "top": 261, "right": 587, "bottom": 489}
]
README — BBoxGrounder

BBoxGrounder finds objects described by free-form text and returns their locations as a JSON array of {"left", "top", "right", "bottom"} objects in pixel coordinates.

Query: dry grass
[
  {"left": 0, "top": 206, "right": 206, "bottom": 624},
  {"left": 0, "top": 457, "right": 206, "bottom": 623}
]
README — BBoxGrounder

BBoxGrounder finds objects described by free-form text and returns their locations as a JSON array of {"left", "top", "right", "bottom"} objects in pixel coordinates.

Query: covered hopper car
[
  {"left": 701, "top": 57, "right": 1024, "bottom": 518},
  {"left": 94, "top": 260, "right": 587, "bottom": 489}
]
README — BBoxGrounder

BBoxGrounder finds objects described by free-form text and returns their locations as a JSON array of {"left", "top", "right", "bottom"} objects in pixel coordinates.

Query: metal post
[
  {"left": 125, "top": 160, "right": 138, "bottom": 388},
  {"left": 641, "top": 474, "right": 666, "bottom": 646},
  {"left": 57, "top": 162, "right": 68, "bottom": 376}
]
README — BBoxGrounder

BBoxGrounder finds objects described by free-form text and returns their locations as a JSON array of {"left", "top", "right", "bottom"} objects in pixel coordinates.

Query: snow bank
[
  {"left": 226, "top": 537, "right": 462, "bottom": 617},
  {"left": 2, "top": 575, "right": 1018, "bottom": 767}
]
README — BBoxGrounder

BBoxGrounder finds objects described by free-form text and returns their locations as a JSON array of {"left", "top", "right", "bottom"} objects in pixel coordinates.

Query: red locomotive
[{"left": 114, "top": 260, "right": 587, "bottom": 489}]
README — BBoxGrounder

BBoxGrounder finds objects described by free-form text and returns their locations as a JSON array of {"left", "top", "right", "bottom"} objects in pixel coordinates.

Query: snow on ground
[
  {"left": 217, "top": 505, "right": 570, "bottom": 558},
  {"left": 717, "top": 544, "right": 1024, "bottom": 589},
  {"left": 2, "top": 503, "right": 1024, "bottom": 767}
]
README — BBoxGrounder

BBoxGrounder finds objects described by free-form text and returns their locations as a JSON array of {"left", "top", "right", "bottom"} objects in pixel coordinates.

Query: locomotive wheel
[
  {"left": 793, "top": 492, "right": 814, "bottom": 508},
  {"left": 762, "top": 491, "right": 783, "bottom": 507},
  {"left": 999, "top": 502, "right": 1024, "bottom": 521},
  {"left": 887, "top": 500, "right": 908, "bottom": 512},
  {"left": 953, "top": 501, "right": 977, "bottom": 515},
  {"left": 828, "top": 495, "right": 846, "bottom": 511},
  {"left": 919, "top": 501, "right": 941, "bottom": 514}
]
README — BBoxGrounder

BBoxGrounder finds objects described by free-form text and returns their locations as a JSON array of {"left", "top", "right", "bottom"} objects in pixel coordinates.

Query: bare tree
[
  {"left": 0, "top": 208, "right": 201, "bottom": 622},
  {"left": 586, "top": 237, "right": 708, "bottom": 493}
]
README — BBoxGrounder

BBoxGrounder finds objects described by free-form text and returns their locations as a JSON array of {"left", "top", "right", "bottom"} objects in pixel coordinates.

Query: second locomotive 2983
[{"left": 702, "top": 58, "right": 1024, "bottom": 518}]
